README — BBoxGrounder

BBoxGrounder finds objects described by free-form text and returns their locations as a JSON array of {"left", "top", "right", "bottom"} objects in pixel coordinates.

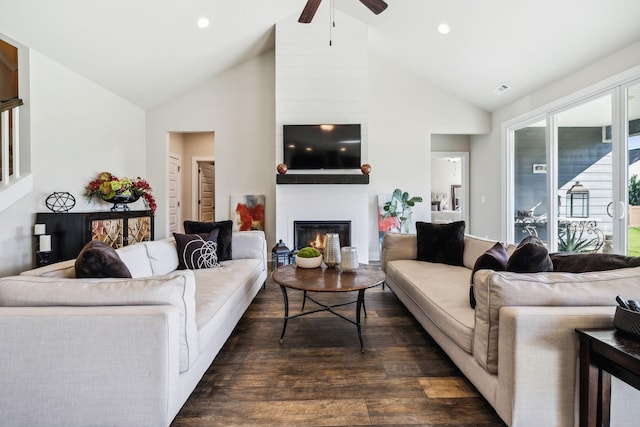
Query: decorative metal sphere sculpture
[{"left": 45, "top": 192, "right": 76, "bottom": 213}]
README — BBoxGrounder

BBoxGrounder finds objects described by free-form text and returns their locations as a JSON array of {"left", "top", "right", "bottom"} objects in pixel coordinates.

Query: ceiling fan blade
[
  {"left": 298, "top": 0, "right": 322, "bottom": 23},
  {"left": 359, "top": 0, "right": 388, "bottom": 15}
]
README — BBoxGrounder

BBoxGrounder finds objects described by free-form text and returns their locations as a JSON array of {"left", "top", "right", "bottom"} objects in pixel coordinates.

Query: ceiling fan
[{"left": 298, "top": 0, "right": 388, "bottom": 23}]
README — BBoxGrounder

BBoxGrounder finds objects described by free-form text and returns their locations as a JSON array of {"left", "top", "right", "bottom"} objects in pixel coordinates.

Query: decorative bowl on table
[
  {"left": 295, "top": 247, "right": 323, "bottom": 268},
  {"left": 295, "top": 255, "right": 323, "bottom": 268}
]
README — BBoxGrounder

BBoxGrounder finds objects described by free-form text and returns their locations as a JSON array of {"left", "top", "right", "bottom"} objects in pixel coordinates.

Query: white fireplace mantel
[{"left": 275, "top": 184, "right": 369, "bottom": 264}]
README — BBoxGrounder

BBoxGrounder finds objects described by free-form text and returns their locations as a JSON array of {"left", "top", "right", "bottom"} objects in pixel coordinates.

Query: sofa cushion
[
  {"left": 144, "top": 238, "right": 179, "bottom": 275},
  {"left": 469, "top": 242, "right": 508, "bottom": 309},
  {"left": 193, "top": 259, "right": 264, "bottom": 341},
  {"left": 381, "top": 232, "right": 418, "bottom": 271},
  {"left": 473, "top": 267, "right": 640, "bottom": 374},
  {"left": 463, "top": 235, "right": 516, "bottom": 269},
  {"left": 183, "top": 220, "right": 233, "bottom": 261},
  {"left": 385, "top": 259, "right": 475, "bottom": 354},
  {"left": 416, "top": 221, "right": 465, "bottom": 266},
  {"left": 506, "top": 235, "right": 553, "bottom": 273},
  {"left": 550, "top": 252, "right": 640, "bottom": 273},
  {"left": 173, "top": 230, "right": 221, "bottom": 270},
  {"left": 75, "top": 241, "right": 132, "bottom": 279},
  {"left": 116, "top": 243, "right": 154, "bottom": 278},
  {"left": 20, "top": 259, "right": 76, "bottom": 278},
  {"left": 0, "top": 270, "right": 198, "bottom": 373}
]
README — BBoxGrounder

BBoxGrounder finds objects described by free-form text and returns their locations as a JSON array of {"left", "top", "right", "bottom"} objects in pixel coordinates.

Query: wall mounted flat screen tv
[{"left": 283, "top": 124, "right": 361, "bottom": 170}]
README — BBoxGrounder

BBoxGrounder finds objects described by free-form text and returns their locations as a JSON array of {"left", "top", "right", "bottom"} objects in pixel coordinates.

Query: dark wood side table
[{"left": 576, "top": 329, "right": 640, "bottom": 427}]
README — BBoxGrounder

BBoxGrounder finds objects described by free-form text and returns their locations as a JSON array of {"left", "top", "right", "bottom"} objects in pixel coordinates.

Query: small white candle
[
  {"left": 39, "top": 235, "right": 52, "bottom": 252},
  {"left": 34, "top": 224, "right": 46, "bottom": 235}
]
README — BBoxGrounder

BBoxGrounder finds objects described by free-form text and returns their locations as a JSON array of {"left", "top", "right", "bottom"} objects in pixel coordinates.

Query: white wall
[
  {"left": 431, "top": 158, "right": 461, "bottom": 196},
  {"left": 273, "top": 5, "right": 490, "bottom": 261},
  {"left": 275, "top": 7, "right": 371, "bottom": 261},
  {"left": 0, "top": 49, "right": 145, "bottom": 276},
  {"left": 146, "top": 50, "right": 276, "bottom": 247},
  {"left": 367, "top": 52, "right": 489, "bottom": 258},
  {"left": 470, "top": 40, "right": 640, "bottom": 241}
]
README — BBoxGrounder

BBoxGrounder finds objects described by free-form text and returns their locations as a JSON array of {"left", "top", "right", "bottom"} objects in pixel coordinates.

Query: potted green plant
[
  {"left": 295, "top": 247, "right": 323, "bottom": 268},
  {"left": 382, "top": 188, "right": 423, "bottom": 233}
]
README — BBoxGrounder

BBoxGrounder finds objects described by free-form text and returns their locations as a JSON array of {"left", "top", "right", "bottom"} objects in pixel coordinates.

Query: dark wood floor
[{"left": 172, "top": 276, "right": 507, "bottom": 426}]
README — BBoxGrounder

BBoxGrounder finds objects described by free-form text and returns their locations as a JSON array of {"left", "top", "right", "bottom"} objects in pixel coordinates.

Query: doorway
[
  {"left": 430, "top": 151, "right": 470, "bottom": 227},
  {"left": 167, "top": 132, "right": 215, "bottom": 229},
  {"left": 168, "top": 153, "right": 182, "bottom": 233},
  {"left": 197, "top": 160, "right": 215, "bottom": 221}
]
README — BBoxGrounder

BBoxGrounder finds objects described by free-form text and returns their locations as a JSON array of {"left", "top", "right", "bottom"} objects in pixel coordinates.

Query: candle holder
[
  {"left": 340, "top": 247, "right": 358, "bottom": 272},
  {"left": 36, "top": 251, "right": 53, "bottom": 267},
  {"left": 33, "top": 227, "right": 53, "bottom": 267}
]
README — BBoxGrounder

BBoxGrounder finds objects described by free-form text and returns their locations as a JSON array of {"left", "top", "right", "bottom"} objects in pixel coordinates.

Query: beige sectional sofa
[
  {"left": 382, "top": 232, "right": 640, "bottom": 427},
  {"left": 0, "top": 230, "right": 267, "bottom": 427}
]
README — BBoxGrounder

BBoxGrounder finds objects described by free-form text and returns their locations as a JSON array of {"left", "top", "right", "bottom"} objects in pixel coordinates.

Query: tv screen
[{"left": 283, "top": 124, "right": 361, "bottom": 170}]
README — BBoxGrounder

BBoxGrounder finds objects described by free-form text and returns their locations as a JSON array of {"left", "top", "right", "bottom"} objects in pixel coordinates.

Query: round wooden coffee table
[{"left": 271, "top": 263, "right": 384, "bottom": 352}]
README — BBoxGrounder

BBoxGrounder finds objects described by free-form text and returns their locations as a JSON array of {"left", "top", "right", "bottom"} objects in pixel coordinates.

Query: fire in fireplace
[{"left": 293, "top": 221, "right": 351, "bottom": 251}]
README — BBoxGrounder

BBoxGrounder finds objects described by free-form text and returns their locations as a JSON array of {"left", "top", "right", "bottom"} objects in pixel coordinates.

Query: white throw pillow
[
  {"left": 144, "top": 238, "right": 179, "bottom": 275},
  {"left": 116, "top": 243, "right": 153, "bottom": 277}
]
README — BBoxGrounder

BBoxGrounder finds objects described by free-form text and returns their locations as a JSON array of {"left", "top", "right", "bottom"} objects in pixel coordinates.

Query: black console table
[
  {"left": 35, "top": 210, "right": 154, "bottom": 266},
  {"left": 576, "top": 329, "right": 640, "bottom": 427}
]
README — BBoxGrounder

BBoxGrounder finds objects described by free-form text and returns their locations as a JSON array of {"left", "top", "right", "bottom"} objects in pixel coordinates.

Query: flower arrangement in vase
[{"left": 85, "top": 171, "right": 157, "bottom": 214}]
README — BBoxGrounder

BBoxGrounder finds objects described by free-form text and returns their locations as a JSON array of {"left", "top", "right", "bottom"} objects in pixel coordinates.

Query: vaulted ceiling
[{"left": 1, "top": 0, "right": 639, "bottom": 111}]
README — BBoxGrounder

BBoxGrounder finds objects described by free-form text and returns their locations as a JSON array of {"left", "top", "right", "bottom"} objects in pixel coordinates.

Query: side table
[{"left": 576, "top": 328, "right": 640, "bottom": 427}]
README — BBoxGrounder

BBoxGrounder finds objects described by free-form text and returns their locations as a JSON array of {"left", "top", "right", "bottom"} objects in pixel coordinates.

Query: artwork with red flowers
[
  {"left": 377, "top": 194, "right": 400, "bottom": 238},
  {"left": 230, "top": 195, "right": 265, "bottom": 232}
]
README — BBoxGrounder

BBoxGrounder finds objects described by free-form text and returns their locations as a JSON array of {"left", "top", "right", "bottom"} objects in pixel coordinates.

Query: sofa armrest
[
  {"left": 495, "top": 305, "right": 615, "bottom": 427},
  {"left": 381, "top": 232, "right": 417, "bottom": 271},
  {"left": 0, "top": 305, "right": 180, "bottom": 427},
  {"left": 473, "top": 267, "right": 640, "bottom": 374},
  {"left": 232, "top": 230, "right": 267, "bottom": 272}
]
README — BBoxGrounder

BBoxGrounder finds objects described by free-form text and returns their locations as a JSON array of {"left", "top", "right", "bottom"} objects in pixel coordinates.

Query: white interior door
[
  {"left": 198, "top": 161, "right": 215, "bottom": 221},
  {"left": 168, "top": 153, "right": 182, "bottom": 233}
]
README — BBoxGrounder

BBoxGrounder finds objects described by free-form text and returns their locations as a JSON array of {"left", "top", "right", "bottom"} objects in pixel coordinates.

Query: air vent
[{"left": 492, "top": 84, "right": 510, "bottom": 95}]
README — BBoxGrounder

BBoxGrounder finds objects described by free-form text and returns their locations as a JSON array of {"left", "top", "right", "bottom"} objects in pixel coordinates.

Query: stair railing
[{"left": 0, "top": 98, "right": 23, "bottom": 186}]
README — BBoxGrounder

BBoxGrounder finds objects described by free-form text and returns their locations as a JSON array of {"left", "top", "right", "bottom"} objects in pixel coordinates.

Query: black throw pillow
[
  {"left": 469, "top": 242, "right": 508, "bottom": 309},
  {"left": 506, "top": 235, "right": 553, "bottom": 273},
  {"left": 173, "top": 229, "right": 221, "bottom": 270},
  {"left": 416, "top": 221, "right": 465, "bottom": 266},
  {"left": 550, "top": 252, "right": 640, "bottom": 273},
  {"left": 75, "top": 240, "right": 132, "bottom": 278},
  {"left": 183, "top": 220, "right": 233, "bottom": 261}
]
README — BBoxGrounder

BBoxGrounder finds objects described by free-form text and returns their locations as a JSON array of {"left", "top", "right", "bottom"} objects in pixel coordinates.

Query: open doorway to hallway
[
  {"left": 431, "top": 134, "right": 470, "bottom": 229},
  {"left": 168, "top": 132, "right": 215, "bottom": 233}
]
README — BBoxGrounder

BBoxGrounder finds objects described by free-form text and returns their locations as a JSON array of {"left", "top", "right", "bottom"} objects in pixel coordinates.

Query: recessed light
[
  {"left": 197, "top": 17, "right": 210, "bottom": 29},
  {"left": 437, "top": 23, "right": 450, "bottom": 34}
]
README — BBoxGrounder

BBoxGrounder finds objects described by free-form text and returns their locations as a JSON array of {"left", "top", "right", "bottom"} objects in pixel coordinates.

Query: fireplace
[{"left": 293, "top": 221, "right": 351, "bottom": 251}]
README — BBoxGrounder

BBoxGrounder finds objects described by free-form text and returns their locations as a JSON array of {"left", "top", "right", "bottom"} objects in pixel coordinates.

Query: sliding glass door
[
  {"left": 627, "top": 82, "right": 640, "bottom": 255},
  {"left": 512, "top": 119, "right": 549, "bottom": 243},
  {"left": 508, "top": 79, "right": 640, "bottom": 255},
  {"left": 552, "top": 94, "right": 613, "bottom": 253}
]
